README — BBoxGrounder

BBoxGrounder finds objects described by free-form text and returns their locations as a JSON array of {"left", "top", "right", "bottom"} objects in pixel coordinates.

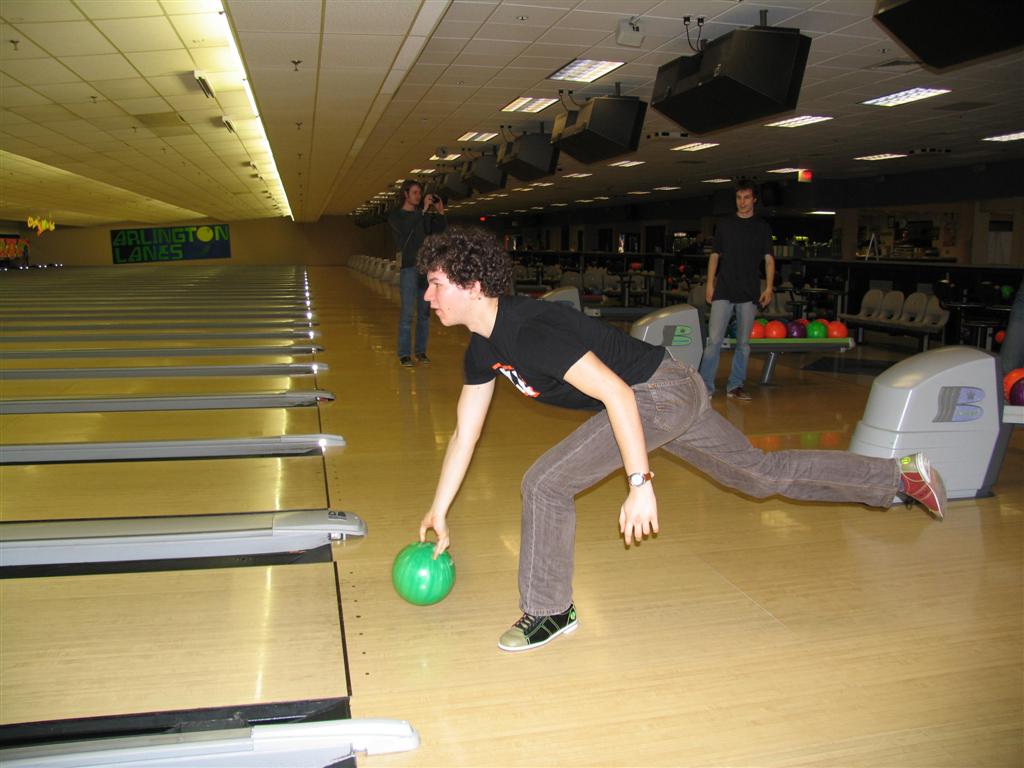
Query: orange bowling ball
[
  {"left": 765, "top": 320, "right": 787, "bottom": 339},
  {"left": 827, "top": 321, "right": 848, "bottom": 338},
  {"left": 1004, "top": 368, "right": 1024, "bottom": 402},
  {"left": 750, "top": 322, "right": 766, "bottom": 339}
]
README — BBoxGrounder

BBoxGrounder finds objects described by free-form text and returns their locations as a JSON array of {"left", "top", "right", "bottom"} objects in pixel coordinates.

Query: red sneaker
[{"left": 899, "top": 453, "right": 946, "bottom": 521}]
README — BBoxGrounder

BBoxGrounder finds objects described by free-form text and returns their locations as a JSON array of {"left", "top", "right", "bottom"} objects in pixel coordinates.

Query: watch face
[{"left": 629, "top": 473, "right": 643, "bottom": 486}]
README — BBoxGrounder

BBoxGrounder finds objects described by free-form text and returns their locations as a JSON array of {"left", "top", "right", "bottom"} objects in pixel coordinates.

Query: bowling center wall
[{"left": 16, "top": 214, "right": 391, "bottom": 267}]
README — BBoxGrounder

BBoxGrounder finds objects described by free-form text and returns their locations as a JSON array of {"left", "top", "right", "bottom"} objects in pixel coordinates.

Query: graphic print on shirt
[{"left": 492, "top": 363, "right": 539, "bottom": 398}]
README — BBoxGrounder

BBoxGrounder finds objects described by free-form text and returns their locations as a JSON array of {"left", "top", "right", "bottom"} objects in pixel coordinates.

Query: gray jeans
[{"left": 518, "top": 356, "right": 901, "bottom": 615}]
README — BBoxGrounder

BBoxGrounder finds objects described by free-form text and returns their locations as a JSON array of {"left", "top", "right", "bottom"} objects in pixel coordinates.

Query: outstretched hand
[
  {"left": 419, "top": 509, "right": 450, "bottom": 559},
  {"left": 619, "top": 485, "right": 659, "bottom": 546}
]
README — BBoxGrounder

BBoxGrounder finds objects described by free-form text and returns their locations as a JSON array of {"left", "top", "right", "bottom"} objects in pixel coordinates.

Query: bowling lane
[
  {"left": 0, "top": 374, "right": 313, "bottom": 399},
  {"left": 0, "top": 406, "right": 320, "bottom": 444},
  {"left": 0, "top": 562, "right": 347, "bottom": 726},
  {"left": 0, "top": 351, "right": 317, "bottom": 370},
  {"left": 0, "top": 455, "right": 328, "bottom": 522},
  {"left": 0, "top": 338, "right": 316, "bottom": 353}
]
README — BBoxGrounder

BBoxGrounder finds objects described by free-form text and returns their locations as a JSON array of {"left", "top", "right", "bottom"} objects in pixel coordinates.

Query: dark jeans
[
  {"left": 518, "top": 356, "right": 901, "bottom": 615},
  {"left": 398, "top": 267, "right": 429, "bottom": 358}
]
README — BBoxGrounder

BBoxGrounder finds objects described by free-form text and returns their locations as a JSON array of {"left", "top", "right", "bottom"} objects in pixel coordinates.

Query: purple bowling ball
[
  {"left": 1011, "top": 378, "right": 1024, "bottom": 406},
  {"left": 787, "top": 321, "right": 807, "bottom": 338}
]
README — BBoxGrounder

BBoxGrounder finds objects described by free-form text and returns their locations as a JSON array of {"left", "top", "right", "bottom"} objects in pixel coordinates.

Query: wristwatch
[{"left": 627, "top": 471, "right": 655, "bottom": 488}]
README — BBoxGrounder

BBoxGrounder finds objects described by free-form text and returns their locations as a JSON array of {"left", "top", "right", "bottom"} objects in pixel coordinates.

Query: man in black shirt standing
[
  {"left": 414, "top": 227, "right": 946, "bottom": 654},
  {"left": 698, "top": 181, "right": 774, "bottom": 400},
  {"left": 388, "top": 179, "right": 447, "bottom": 367}
]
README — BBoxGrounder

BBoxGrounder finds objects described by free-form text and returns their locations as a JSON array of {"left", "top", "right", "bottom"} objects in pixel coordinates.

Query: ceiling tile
[
  {"left": 0, "top": 25, "right": 49, "bottom": 58},
  {"left": 169, "top": 12, "right": 228, "bottom": 48},
  {"left": 323, "top": 0, "right": 419, "bottom": 35},
  {"left": 0, "top": 0, "right": 84, "bottom": 23},
  {"left": 60, "top": 53, "right": 138, "bottom": 80},
  {"left": 191, "top": 46, "right": 235, "bottom": 71},
  {"left": 0, "top": 57, "right": 78, "bottom": 85},
  {"left": 116, "top": 96, "right": 174, "bottom": 114},
  {"left": 32, "top": 81, "right": 105, "bottom": 104},
  {"left": 236, "top": 32, "right": 321, "bottom": 70},
  {"left": 0, "top": 86, "right": 52, "bottom": 107},
  {"left": 433, "top": 18, "right": 484, "bottom": 39},
  {"left": 65, "top": 100, "right": 126, "bottom": 118},
  {"left": 441, "top": 2, "right": 497, "bottom": 23},
  {"left": 15, "top": 20, "right": 118, "bottom": 56},
  {"left": 8, "top": 103, "right": 78, "bottom": 122},
  {"left": 74, "top": 0, "right": 164, "bottom": 18},
  {"left": 320, "top": 35, "right": 402, "bottom": 70},
  {"left": 95, "top": 16, "right": 184, "bottom": 52},
  {"left": 225, "top": 0, "right": 323, "bottom": 34},
  {"left": 124, "top": 49, "right": 195, "bottom": 76},
  {"left": 476, "top": 22, "right": 546, "bottom": 43},
  {"left": 93, "top": 77, "right": 160, "bottom": 100},
  {"left": 537, "top": 27, "right": 608, "bottom": 46}
]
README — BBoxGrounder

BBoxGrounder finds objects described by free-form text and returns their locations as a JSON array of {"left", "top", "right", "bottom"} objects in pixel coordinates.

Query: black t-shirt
[
  {"left": 388, "top": 208, "right": 447, "bottom": 269},
  {"left": 464, "top": 295, "right": 665, "bottom": 411},
  {"left": 712, "top": 215, "right": 773, "bottom": 303}
]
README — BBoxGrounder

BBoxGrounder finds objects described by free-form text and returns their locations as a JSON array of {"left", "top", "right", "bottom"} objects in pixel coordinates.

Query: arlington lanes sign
[{"left": 110, "top": 224, "right": 231, "bottom": 264}]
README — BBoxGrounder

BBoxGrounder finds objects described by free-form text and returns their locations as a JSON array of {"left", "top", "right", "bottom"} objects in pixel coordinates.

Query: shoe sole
[{"left": 497, "top": 620, "right": 578, "bottom": 652}]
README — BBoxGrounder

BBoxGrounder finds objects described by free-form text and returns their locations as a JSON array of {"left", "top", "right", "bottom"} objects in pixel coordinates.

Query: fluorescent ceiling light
[
  {"left": 654, "top": 186, "right": 680, "bottom": 191},
  {"left": 594, "top": 195, "right": 610, "bottom": 200},
  {"left": 853, "top": 153, "right": 907, "bottom": 161},
  {"left": 512, "top": 187, "right": 532, "bottom": 192},
  {"left": 502, "top": 97, "right": 559, "bottom": 113},
  {"left": 409, "top": 168, "right": 435, "bottom": 174},
  {"left": 575, "top": 199, "right": 594, "bottom": 203},
  {"left": 702, "top": 178, "right": 732, "bottom": 183},
  {"left": 764, "top": 115, "right": 833, "bottom": 128},
  {"left": 530, "top": 181, "right": 554, "bottom": 187},
  {"left": 628, "top": 191, "right": 650, "bottom": 195},
  {"left": 531, "top": 206, "right": 544, "bottom": 210},
  {"left": 766, "top": 167, "right": 804, "bottom": 174},
  {"left": 549, "top": 59, "right": 624, "bottom": 83},
  {"left": 563, "top": 172, "right": 592, "bottom": 178},
  {"left": 809, "top": 210, "right": 836, "bottom": 215},
  {"left": 609, "top": 160, "right": 645, "bottom": 167},
  {"left": 458, "top": 131, "right": 499, "bottom": 141},
  {"left": 514, "top": 209, "right": 527, "bottom": 212},
  {"left": 552, "top": 202, "right": 568, "bottom": 206},
  {"left": 670, "top": 142, "right": 718, "bottom": 152},
  {"left": 862, "top": 87, "right": 950, "bottom": 107},
  {"left": 430, "top": 153, "right": 461, "bottom": 161},
  {"left": 983, "top": 131, "right": 1024, "bottom": 142}
]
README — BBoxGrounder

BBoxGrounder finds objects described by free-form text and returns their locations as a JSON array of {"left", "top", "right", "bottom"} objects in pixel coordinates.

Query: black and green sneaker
[{"left": 497, "top": 604, "right": 578, "bottom": 652}]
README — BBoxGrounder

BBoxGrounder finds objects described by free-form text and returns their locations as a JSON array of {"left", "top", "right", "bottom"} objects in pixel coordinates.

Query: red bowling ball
[
  {"left": 765, "top": 320, "right": 787, "bottom": 339},
  {"left": 750, "top": 322, "right": 766, "bottom": 339}
]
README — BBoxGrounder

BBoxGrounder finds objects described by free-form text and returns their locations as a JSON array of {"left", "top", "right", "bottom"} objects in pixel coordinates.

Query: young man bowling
[{"left": 416, "top": 227, "right": 947, "bottom": 653}]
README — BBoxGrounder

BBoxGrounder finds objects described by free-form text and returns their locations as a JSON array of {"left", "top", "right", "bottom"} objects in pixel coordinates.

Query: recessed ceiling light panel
[
  {"left": 764, "top": 115, "right": 833, "bottom": 128},
  {"left": 549, "top": 59, "right": 625, "bottom": 83},
  {"left": 861, "top": 87, "right": 951, "bottom": 107}
]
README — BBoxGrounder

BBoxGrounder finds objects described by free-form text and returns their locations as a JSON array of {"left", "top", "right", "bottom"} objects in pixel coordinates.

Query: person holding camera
[{"left": 388, "top": 180, "right": 447, "bottom": 367}]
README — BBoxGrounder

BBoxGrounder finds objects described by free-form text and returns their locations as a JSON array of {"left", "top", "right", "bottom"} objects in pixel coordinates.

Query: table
[{"left": 720, "top": 337, "right": 856, "bottom": 384}]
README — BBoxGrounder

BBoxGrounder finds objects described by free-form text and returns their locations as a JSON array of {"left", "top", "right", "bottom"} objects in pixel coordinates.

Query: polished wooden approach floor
[{"left": 313, "top": 267, "right": 1022, "bottom": 767}]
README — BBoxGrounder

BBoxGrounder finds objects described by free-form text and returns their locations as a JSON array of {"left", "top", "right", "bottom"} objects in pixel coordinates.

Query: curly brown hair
[{"left": 417, "top": 226, "right": 510, "bottom": 297}]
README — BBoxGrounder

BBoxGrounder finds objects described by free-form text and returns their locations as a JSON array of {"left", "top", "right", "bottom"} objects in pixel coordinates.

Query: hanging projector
[{"left": 651, "top": 25, "right": 811, "bottom": 134}]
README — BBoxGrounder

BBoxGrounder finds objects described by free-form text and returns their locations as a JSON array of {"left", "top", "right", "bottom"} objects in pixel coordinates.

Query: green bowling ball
[
  {"left": 1002, "top": 284, "right": 1014, "bottom": 301},
  {"left": 392, "top": 542, "right": 455, "bottom": 606},
  {"left": 807, "top": 321, "right": 827, "bottom": 339},
  {"left": 756, "top": 317, "right": 769, "bottom": 325}
]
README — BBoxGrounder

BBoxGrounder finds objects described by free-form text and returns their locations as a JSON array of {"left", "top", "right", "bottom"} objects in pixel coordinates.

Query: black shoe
[
  {"left": 497, "top": 604, "right": 578, "bottom": 652},
  {"left": 415, "top": 353, "right": 431, "bottom": 365},
  {"left": 399, "top": 356, "right": 414, "bottom": 367},
  {"left": 727, "top": 386, "right": 752, "bottom": 401}
]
